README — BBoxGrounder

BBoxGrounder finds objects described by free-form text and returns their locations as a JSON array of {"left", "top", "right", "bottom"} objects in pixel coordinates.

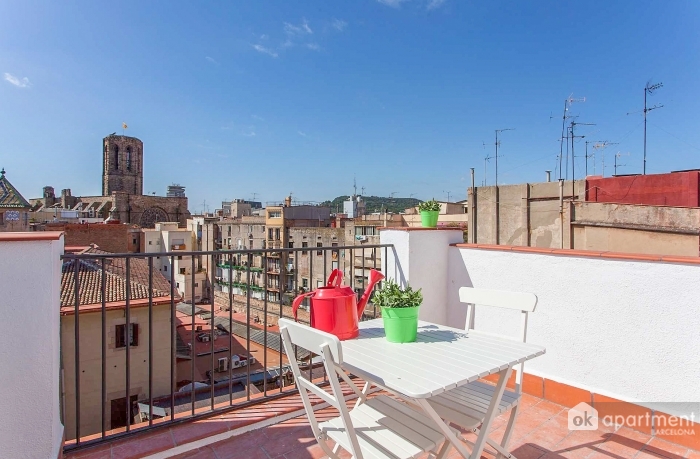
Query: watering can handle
[
  {"left": 292, "top": 291, "right": 315, "bottom": 322},
  {"left": 327, "top": 269, "right": 343, "bottom": 287}
]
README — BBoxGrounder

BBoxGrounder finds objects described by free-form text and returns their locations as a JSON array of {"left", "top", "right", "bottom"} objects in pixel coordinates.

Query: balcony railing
[{"left": 60, "top": 243, "right": 392, "bottom": 453}]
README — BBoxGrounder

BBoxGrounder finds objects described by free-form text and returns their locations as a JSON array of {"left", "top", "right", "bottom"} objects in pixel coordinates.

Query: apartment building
[
  {"left": 60, "top": 247, "right": 177, "bottom": 438},
  {"left": 141, "top": 222, "right": 206, "bottom": 302}
]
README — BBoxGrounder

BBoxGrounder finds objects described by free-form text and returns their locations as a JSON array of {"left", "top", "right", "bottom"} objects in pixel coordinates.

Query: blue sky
[{"left": 2, "top": 1, "right": 699, "bottom": 211}]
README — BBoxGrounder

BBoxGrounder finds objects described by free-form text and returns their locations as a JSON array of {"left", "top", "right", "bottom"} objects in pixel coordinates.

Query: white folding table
[{"left": 340, "top": 319, "right": 546, "bottom": 459}]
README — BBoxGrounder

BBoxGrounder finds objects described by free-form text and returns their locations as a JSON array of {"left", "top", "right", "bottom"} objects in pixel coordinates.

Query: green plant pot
[
  {"left": 381, "top": 306, "right": 420, "bottom": 343},
  {"left": 420, "top": 210, "right": 439, "bottom": 228}
]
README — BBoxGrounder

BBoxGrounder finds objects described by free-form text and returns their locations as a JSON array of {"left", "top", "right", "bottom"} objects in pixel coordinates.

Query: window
[
  {"left": 148, "top": 240, "right": 152, "bottom": 245},
  {"left": 268, "top": 228, "right": 274, "bottom": 240},
  {"left": 0, "top": 213, "right": 4, "bottom": 225},
  {"left": 126, "top": 146, "right": 132, "bottom": 171},
  {"left": 302, "top": 241, "right": 308, "bottom": 255},
  {"left": 269, "top": 211, "right": 281, "bottom": 218},
  {"left": 228, "top": 227, "right": 231, "bottom": 236},
  {"left": 172, "top": 238, "right": 184, "bottom": 245},
  {"left": 275, "top": 228, "right": 280, "bottom": 240},
  {"left": 194, "top": 282, "right": 199, "bottom": 287},
  {"left": 115, "top": 323, "right": 138, "bottom": 348},
  {"left": 288, "top": 242, "right": 294, "bottom": 249},
  {"left": 113, "top": 145, "right": 119, "bottom": 170},
  {"left": 177, "top": 256, "right": 183, "bottom": 260},
  {"left": 164, "top": 265, "right": 167, "bottom": 272},
  {"left": 176, "top": 282, "right": 180, "bottom": 288},
  {"left": 317, "top": 242, "right": 323, "bottom": 256},
  {"left": 132, "top": 238, "right": 137, "bottom": 245},
  {"left": 302, "top": 278, "right": 308, "bottom": 289},
  {"left": 179, "top": 268, "right": 185, "bottom": 274}
]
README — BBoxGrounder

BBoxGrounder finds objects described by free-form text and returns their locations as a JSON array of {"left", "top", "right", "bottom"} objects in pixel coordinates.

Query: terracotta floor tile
[
  {"left": 519, "top": 415, "right": 574, "bottom": 450},
  {"left": 170, "top": 419, "right": 230, "bottom": 445},
  {"left": 262, "top": 430, "right": 316, "bottom": 457},
  {"left": 282, "top": 443, "right": 328, "bottom": 459},
  {"left": 65, "top": 447, "right": 112, "bottom": 459},
  {"left": 110, "top": 431, "right": 175, "bottom": 459},
  {"left": 209, "top": 430, "right": 268, "bottom": 459},
  {"left": 641, "top": 437, "right": 690, "bottom": 459},
  {"left": 508, "top": 443, "right": 550, "bottom": 459},
  {"left": 170, "top": 447, "right": 220, "bottom": 459},
  {"left": 552, "top": 428, "right": 609, "bottom": 456},
  {"left": 595, "top": 427, "right": 650, "bottom": 458}
]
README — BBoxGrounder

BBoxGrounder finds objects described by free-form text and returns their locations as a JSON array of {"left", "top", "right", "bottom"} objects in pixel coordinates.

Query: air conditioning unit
[
  {"left": 197, "top": 333, "right": 210, "bottom": 342},
  {"left": 217, "top": 357, "right": 228, "bottom": 372}
]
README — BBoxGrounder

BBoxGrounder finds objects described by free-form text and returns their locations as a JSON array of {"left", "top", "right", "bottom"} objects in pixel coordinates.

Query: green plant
[
  {"left": 372, "top": 279, "right": 423, "bottom": 309},
  {"left": 418, "top": 199, "right": 441, "bottom": 212}
]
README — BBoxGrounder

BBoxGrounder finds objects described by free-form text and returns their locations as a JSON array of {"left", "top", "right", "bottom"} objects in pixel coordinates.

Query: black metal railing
[{"left": 61, "top": 243, "right": 392, "bottom": 452}]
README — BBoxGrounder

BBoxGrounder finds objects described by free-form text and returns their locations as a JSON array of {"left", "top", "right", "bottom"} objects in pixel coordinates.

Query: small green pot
[
  {"left": 420, "top": 210, "right": 439, "bottom": 228},
  {"left": 381, "top": 306, "right": 420, "bottom": 343}
]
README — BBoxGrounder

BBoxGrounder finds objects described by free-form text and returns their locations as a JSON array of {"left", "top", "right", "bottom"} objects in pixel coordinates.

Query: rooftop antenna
[
  {"left": 589, "top": 141, "right": 618, "bottom": 176},
  {"left": 482, "top": 141, "right": 492, "bottom": 186},
  {"left": 614, "top": 152, "right": 630, "bottom": 176},
  {"left": 557, "top": 94, "right": 585, "bottom": 180},
  {"left": 570, "top": 120, "right": 595, "bottom": 197},
  {"left": 353, "top": 176, "right": 357, "bottom": 197},
  {"left": 443, "top": 191, "right": 452, "bottom": 202},
  {"left": 361, "top": 186, "right": 366, "bottom": 196},
  {"left": 643, "top": 81, "right": 663, "bottom": 175},
  {"left": 251, "top": 192, "right": 258, "bottom": 201},
  {"left": 494, "top": 128, "right": 514, "bottom": 186}
]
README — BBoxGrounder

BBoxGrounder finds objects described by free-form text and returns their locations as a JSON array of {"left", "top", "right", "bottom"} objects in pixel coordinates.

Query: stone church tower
[{"left": 102, "top": 135, "right": 143, "bottom": 196}]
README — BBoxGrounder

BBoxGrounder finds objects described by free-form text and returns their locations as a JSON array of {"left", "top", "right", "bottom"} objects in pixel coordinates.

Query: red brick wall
[
  {"left": 586, "top": 171, "right": 700, "bottom": 207},
  {"left": 46, "top": 223, "right": 132, "bottom": 253}
]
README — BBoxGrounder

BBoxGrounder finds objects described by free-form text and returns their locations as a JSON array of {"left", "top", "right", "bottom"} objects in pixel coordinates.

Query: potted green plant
[
  {"left": 373, "top": 279, "right": 423, "bottom": 343},
  {"left": 418, "top": 199, "right": 441, "bottom": 228}
]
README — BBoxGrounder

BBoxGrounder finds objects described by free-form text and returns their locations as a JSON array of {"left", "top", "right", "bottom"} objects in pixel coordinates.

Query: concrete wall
[
  {"left": 447, "top": 245, "right": 700, "bottom": 417},
  {"left": 61, "top": 303, "right": 172, "bottom": 440},
  {"left": 0, "top": 233, "right": 64, "bottom": 459}
]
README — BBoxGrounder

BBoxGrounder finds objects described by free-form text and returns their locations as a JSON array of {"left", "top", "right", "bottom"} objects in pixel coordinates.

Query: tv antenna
[
  {"left": 250, "top": 192, "right": 258, "bottom": 201},
  {"left": 557, "top": 94, "right": 585, "bottom": 180},
  {"left": 443, "top": 191, "right": 452, "bottom": 202},
  {"left": 570, "top": 120, "right": 595, "bottom": 185},
  {"left": 627, "top": 81, "right": 663, "bottom": 174},
  {"left": 483, "top": 147, "right": 494, "bottom": 186},
  {"left": 494, "top": 128, "right": 515, "bottom": 186},
  {"left": 361, "top": 186, "right": 366, "bottom": 196},
  {"left": 589, "top": 141, "right": 618, "bottom": 176},
  {"left": 614, "top": 152, "right": 630, "bottom": 176}
]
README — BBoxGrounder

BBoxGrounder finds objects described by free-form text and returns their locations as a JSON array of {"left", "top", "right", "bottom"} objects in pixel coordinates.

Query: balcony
[
  {"left": 172, "top": 244, "right": 186, "bottom": 250},
  {"left": 1, "top": 233, "right": 698, "bottom": 459}
]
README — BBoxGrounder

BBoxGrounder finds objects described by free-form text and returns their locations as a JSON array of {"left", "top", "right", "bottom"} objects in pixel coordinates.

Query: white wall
[
  {"left": 0, "top": 233, "right": 64, "bottom": 458},
  {"left": 448, "top": 247, "right": 700, "bottom": 417},
  {"left": 381, "top": 229, "right": 464, "bottom": 325}
]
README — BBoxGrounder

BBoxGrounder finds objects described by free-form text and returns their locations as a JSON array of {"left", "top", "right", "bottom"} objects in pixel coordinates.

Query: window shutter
[
  {"left": 131, "top": 323, "right": 139, "bottom": 346},
  {"left": 116, "top": 324, "right": 125, "bottom": 348}
]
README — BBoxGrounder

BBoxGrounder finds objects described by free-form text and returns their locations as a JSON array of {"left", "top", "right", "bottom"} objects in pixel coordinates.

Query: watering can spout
[{"left": 357, "top": 269, "right": 385, "bottom": 317}]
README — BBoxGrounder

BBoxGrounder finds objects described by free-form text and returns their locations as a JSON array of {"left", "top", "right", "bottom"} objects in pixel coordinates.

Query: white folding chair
[
  {"left": 425, "top": 287, "right": 537, "bottom": 459},
  {"left": 279, "top": 318, "right": 451, "bottom": 459}
]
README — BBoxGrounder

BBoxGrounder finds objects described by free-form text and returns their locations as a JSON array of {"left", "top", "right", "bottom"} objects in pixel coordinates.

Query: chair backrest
[
  {"left": 459, "top": 287, "right": 537, "bottom": 392},
  {"left": 278, "top": 318, "right": 365, "bottom": 459}
]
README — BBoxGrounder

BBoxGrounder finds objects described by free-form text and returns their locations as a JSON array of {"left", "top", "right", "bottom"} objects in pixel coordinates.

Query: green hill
[{"left": 320, "top": 196, "right": 421, "bottom": 214}]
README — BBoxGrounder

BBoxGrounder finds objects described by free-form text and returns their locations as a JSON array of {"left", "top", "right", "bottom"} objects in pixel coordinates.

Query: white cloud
[
  {"left": 284, "top": 18, "right": 313, "bottom": 35},
  {"left": 3, "top": 73, "right": 31, "bottom": 88},
  {"left": 252, "top": 44, "right": 278, "bottom": 58},
  {"left": 298, "top": 131, "right": 308, "bottom": 137},
  {"left": 260, "top": 34, "right": 268, "bottom": 40},
  {"left": 332, "top": 19, "right": 348, "bottom": 31},
  {"left": 306, "top": 43, "right": 321, "bottom": 51},
  {"left": 251, "top": 114, "right": 265, "bottom": 121},
  {"left": 427, "top": 0, "right": 447, "bottom": 9},
  {"left": 205, "top": 56, "right": 219, "bottom": 65},
  {"left": 377, "top": 0, "right": 410, "bottom": 8}
]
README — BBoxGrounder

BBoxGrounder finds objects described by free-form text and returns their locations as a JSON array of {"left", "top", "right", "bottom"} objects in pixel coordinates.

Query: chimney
[
  {"left": 545, "top": 170, "right": 551, "bottom": 182},
  {"left": 284, "top": 195, "right": 292, "bottom": 207}
]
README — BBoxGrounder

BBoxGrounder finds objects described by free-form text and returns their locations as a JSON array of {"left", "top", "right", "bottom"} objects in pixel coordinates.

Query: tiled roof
[
  {"left": 0, "top": 168, "right": 30, "bottom": 208},
  {"left": 61, "top": 247, "right": 174, "bottom": 307}
]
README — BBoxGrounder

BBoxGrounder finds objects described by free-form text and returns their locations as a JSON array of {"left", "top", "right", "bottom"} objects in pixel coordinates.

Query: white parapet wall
[
  {"left": 380, "top": 228, "right": 464, "bottom": 325},
  {"left": 0, "top": 233, "right": 65, "bottom": 459},
  {"left": 448, "top": 245, "right": 700, "bottom": 417}
]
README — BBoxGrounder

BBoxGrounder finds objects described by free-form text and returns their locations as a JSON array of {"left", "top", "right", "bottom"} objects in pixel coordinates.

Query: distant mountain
[{"left": 319, "top": 196, "right": 421, "bottom": 214}]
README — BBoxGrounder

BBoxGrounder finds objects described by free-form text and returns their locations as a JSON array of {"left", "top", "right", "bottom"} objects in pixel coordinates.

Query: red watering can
[{"left": 292, "top": 268, "right": 384, "bottom": 340}]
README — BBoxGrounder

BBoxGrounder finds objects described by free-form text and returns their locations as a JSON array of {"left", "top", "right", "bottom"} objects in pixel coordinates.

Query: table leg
[
  {"left": 416, "top": 398, "right": 474, "bottom": 459},
  {"left": 469, "top": 366, "right": 514, "bottom": 459}
]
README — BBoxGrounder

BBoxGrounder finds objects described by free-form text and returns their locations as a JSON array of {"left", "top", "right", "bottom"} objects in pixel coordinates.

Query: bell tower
[{"left": 102, "top": 134, "right": 144, "bottom": 196}]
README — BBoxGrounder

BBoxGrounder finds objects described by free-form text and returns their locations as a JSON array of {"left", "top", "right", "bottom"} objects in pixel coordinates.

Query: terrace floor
[{"left": 65, "top": 388, "right": 700, "bottom": 459}]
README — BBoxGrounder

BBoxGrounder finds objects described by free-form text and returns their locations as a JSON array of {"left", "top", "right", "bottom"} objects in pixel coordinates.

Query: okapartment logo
[{"left": 568, "top": 402, "right": 599, "bottom": 431}]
